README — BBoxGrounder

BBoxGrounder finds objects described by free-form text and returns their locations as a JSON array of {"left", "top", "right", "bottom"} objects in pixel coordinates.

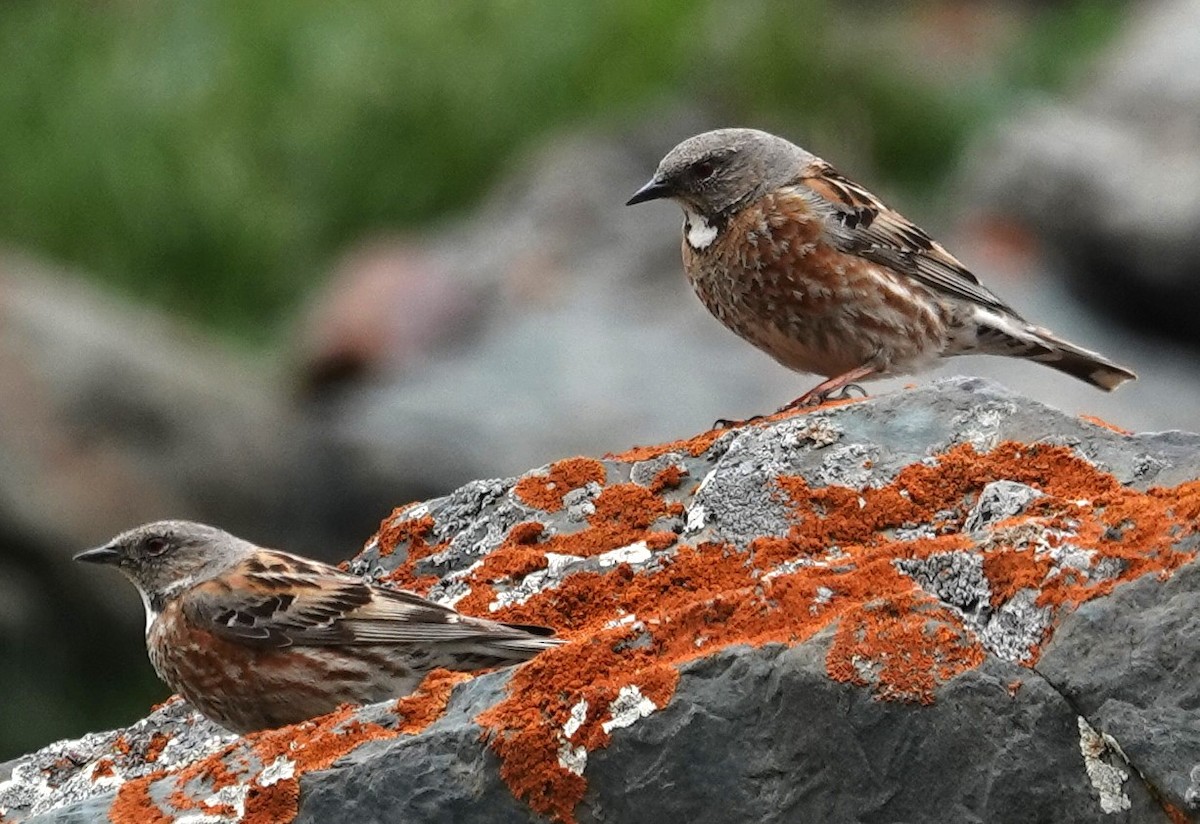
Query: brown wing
[
  {"left": 180, "top": 551, "right": 560, "bottom": 652},
  {"left": 797, "top": 161, "right": 1021, "bottom": 318}
]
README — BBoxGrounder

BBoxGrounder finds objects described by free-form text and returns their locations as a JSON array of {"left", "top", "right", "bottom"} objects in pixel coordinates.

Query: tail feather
[
  {"left": 1019, "top": 325, "right": 1136, "bottom": 391},
  {"left": 491, "top": 632, "right": 566, "bottom": 656},
  {"left": 969, "top": 310, "right": 1136, "bottom": 391},
  {"left": 487, "top": 620, "right": 566, "bottom": 656}
]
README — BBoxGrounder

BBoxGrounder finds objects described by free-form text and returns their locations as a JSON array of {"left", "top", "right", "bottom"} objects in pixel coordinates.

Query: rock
[
  {"left": 961, "top": 0, "right": 1200, "bottom": 347},
  {"left": 0, "top": 251, "right": 309, "bottom": 555},
  {"left": 962, "top": 479, "right": 1044, "bottom": 534},
  {"left": 4, "top": 378, "right": 1197, "bottom": 823},
  {"left": 0, "top": 251, "right": 331, "bottom": 760}
]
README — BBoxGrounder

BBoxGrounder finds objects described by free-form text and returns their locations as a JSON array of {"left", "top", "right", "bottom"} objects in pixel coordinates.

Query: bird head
[
  {"left": 75, "top": 520, "right": 250, "bottom": 615},
  {"left": 626, "top": 128, "right": 812, "bottom": 220}
]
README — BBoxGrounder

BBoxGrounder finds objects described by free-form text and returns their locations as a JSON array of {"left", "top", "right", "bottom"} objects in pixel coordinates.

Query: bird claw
[
  {"left": 823, "top": 383, "right": 868, "bottom": 401},
  {"left": 713, "top": 414, "right": 766, "bottom": 430},
  {"left": 718, "top": 379, "right": 871, "bottom": 428}
]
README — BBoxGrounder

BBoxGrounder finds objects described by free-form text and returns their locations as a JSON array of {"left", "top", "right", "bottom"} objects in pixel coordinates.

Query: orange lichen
[
  {"left": 478, "top": 637, "right": 681, "bottom": 823},
  {"left": 758, "top": 393, "right": 864, "bottom": 424},
  {"left": 508, "top": 520, "right": 546, "bottom": 544},
  {"left": 162, "top": 754, "right": 242, "bottom": 819},
  {"left": 149, "top": 695, "right": 183, "bottom": 713},
  {"left": 109, "top": 705, "right": 400, "bottom": 824},
  {"left": 827, "top": 594, "right": 986, "bottom": 703},
  {"left": 1164, "top": 801, "right": 1191, "bottom": 824},
  {"left": 450, "top": 483, "right": 683, "bottom": 616},
  {"left": 473, "top": 440, "right": 1197, "bottom": 823},
  {"left": 1079, "top": 414, "right": 1132, "bottom": 436},
  {"left": 242, "top": 707, "right": 398, "bottom": 823},
  {"left": 143, "top": 733, "right": 169, "bottom": 763},
  {"left": 91, "top": 758, "right": 115, "bottom": 779},
  {"left": 982, "top": 549, "right": 1055, "bottom": 607},
  {"left": 370, "top": 510, "right": 450, "bottom": 595},
  {"left": 465, "top": 521, "right": 553, "bottom": 582},
  {"left": 371, "top": 511, "right": 439, "bottom": 559},
  {"left": 607, "top": 396, "right": 869, "bottom": 464},
  {"left": 394, "top": 669, "right": 473, "bottom": 734},
  {"left": 648, "top": 464, "right": 686, "bottom": 492},
  {"left": 110, "top": 771, "right": 170, "bottom": 824},
  {"left": 606, "top": 430, "right": 724, "bottom": 462},
  {"left": 513, "top": 458, "right": 607, "bottom": 512},
  {"left": 243, "top": 780, "right": 301, "bottom": 822}
]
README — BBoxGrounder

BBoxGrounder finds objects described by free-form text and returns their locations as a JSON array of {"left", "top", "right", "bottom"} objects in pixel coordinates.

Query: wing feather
[
  {"left": 795, "top": 162, "right": 1020, "bottom": 318},
  {"left": 180, "top": 551, "right": 559, "bottom": 650}
]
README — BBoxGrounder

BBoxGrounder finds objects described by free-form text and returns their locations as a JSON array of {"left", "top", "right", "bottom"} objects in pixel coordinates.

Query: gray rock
[
  {"left": 581, "top": 645, "right": 1161, "bottom": 824},
  {"left": 293, "top": 673, "right": 534, "bottom": 824},
  {"left": 4, "top": 378, "right": 1198, "bottom": 823},
  {"left": 1037, "top": 557, "right": 1200, "bottom": 814}
]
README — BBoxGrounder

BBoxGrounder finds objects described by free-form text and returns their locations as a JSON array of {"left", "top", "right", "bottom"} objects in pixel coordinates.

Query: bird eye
[
  {"left": 144, "top": 537, "right": 169, "bottom": 556},
  {"left": 693, "top": 161, "right": 716, "bottom": 181}
]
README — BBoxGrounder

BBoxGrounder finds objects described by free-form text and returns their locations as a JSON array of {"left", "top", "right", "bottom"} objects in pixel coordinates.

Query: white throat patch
[
  {"left": 683, "top": 207, "right": 718, "bottom": 251},
  {"left": 141, "top": 574, "right": 194, "bottom": 637},
  {"left": 137, "top": 588, "right": 159, "bottom": 638}
]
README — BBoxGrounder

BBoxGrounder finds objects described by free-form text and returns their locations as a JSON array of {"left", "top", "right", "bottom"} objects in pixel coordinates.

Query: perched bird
[
  {"left": 75, "top": 520, "right": 562, "bottom": 734},
  {"left": 627, "top": 128, "right": 1135, "bottom": 412}
]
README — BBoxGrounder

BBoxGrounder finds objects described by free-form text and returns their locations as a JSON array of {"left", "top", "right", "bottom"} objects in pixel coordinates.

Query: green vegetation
[{"left": 0, "top": 1, "right": 1126, "bottom": 343}]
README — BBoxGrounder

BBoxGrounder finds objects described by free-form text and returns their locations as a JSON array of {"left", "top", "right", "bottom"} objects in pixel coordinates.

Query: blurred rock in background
[
  {"left": 0, "top": 251, "right": 308, "bottom": 755},
  {"left": 5, "top": 0, "right": 1200, "bottom": 762},
  {"left": 962, "top": 0, "right": 1200, "bottom": 348}
]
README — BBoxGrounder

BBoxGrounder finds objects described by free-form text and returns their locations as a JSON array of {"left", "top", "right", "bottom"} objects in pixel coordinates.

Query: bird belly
[
  {"left": 686, "top": 221, "right": 950, "bottom": 378},
  {"left": 148, "top": 606, "right": 419, "bottom": 733}
]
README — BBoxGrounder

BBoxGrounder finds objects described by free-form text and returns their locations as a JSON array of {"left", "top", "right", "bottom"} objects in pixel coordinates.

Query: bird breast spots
[{"left": 723, "top": 194, "right": 822, "bottom": 268}]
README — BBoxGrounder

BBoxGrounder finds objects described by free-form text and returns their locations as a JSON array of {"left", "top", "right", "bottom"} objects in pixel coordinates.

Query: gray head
[
  {"left": 75, "top": 520, "right": 254, "bottom": 610},
  {"left": 626, "top": 128, "right": 813, "bottom": 218}
]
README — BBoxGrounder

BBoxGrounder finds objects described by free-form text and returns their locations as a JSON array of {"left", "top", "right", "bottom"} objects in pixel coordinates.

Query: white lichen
[
  {"left": 557, "top": 741, "right": 588, "bottom": 776},
  {"left": 597, "top": 541, "right": 652, "bottom": 568},
  {"left": 176, "top": 782, "right": 249, "bottom": 824},
  {"left": 601, "top": 685, "right": 658, "bottom": 735},
  {"left": 1077, "top": 717, "right": 1131, "bottom": 814},
  {"left": 257, "top": 756, "right": 296, "bottom": 787},
  {"left": 602, "top": 612, "right": 639, "bottom": 630},
  {"left": 563, "top": 699, "right": 589, "bottom": 740}
]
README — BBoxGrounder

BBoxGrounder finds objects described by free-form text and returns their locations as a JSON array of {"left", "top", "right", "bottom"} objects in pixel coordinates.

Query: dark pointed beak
[
  {"left": 74, "top": 544, "right": 120, "bottom": 565},
  {"left": 625, "top": 177, "right": 672, "bottom": 206}
]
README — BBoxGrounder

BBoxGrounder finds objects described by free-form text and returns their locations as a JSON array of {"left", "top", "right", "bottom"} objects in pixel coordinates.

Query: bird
[
  {"left": 626, "top": 128, "right": 1135, "bottom": 415},
  {"left": 75, "top": 520, "right": 563, "bottom": 734}
]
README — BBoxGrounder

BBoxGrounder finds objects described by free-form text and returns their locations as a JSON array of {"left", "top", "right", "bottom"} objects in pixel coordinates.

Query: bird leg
[
  {"left": 713, "top": 365, "right": 876, "bottom": 429},
  {"left": 777, "top": 364, "right": 877, "bottom": 413}
]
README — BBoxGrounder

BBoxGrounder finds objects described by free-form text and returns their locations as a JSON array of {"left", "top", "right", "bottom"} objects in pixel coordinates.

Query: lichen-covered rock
[{"left": 3, "top": 378, "right": 1198, "bottom": 823}]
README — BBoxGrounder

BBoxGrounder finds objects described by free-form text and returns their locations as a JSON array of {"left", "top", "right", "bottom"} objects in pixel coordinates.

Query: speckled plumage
[
  {"left": 628, "top": 128, "right": 1135, "bottom": 409},
  {"left": 77, "top": 520, "right": 562, "bottom": 734}
]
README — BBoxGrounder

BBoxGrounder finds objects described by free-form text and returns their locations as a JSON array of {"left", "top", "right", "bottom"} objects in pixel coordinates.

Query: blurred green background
[
  {"left": 0, "top": 0, "right": 1126, "bottom": 760},
  {"left": 0, "top": 1, "right": 1123, "bottom": 345}
]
